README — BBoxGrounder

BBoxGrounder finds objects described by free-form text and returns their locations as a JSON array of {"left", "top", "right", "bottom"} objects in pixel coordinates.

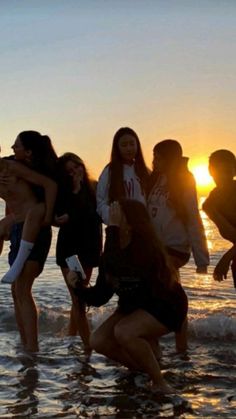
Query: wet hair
[
  {"left": 150, "top": 139, "right": 194, "bottom": 221},
  {"left": 18, "top": 130, "right": 58, "bottom": 179},
  {"left": 108, "top": 127, "right": 149, "bottom": 202},
  {"left": 57, "top": 152, "right": 96, "bottom": 198},
  {"left": 119, "top": 199, "right": 177, "bottom": 292},
  {"left": 209, "top": 149, "right": 236, "bottom": 172}
]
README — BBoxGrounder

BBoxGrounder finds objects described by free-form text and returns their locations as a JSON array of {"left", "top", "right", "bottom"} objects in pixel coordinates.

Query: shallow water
[{"left": 0, "top": 200, "right": 236, "bottom": 418}]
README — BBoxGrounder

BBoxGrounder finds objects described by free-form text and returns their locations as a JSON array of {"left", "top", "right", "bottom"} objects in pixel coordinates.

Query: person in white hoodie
[
  {"left": 147, "top": 139, "right": 209, "bottom": 352},
  {"left": 96, "top": 127, "right": 149, "bottom": 225}
]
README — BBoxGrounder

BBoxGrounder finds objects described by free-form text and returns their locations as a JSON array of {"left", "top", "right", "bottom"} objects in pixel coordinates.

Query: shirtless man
[{"left": 0, "top": 132, "right": 57, "bottom": 351}]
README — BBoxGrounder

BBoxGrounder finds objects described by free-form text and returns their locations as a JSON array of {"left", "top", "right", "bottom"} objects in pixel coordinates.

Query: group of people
[{"left": 0, "top": 127, "right": 235, "bottom": 394}]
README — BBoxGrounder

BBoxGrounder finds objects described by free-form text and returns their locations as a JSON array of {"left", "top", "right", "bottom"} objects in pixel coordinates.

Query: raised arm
[{"left": 8, "top": 160, "right": 57, "bottom": 225}]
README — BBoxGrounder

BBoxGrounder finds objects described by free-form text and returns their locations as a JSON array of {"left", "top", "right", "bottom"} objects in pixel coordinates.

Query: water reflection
[{"left": 8, "top": 354, "right": 39, "bottom": 417}]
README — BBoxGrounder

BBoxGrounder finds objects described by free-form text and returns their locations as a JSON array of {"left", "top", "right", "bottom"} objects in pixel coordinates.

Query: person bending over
[{"left": 67, "top": 199, "right": 188, "bottom": 393}]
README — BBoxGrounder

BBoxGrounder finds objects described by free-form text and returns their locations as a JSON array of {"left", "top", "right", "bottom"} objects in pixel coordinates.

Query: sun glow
[{"left": 189, "top": 161, "right": 215, "bottom": 192}]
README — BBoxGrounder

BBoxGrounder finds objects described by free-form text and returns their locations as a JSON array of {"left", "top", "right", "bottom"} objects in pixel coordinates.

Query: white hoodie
[
  {"left": 147, "top": 173, "right": 209, "bottom": 268},
  {"left": 96, "top": 164, "right": 146, "bottom": 225}
]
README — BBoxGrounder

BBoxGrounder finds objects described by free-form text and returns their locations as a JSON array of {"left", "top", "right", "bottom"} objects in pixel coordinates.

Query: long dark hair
[
  {"left": 119, "top": 199, "right": 177, "bottom": 292},
  {"left": 19, "top": 130, "right": 58, "bottom": 179},
  {"left": 57, "top": 152, "right": 96, "bottom": 199},
  {"left": 149, "top": 139, "right": 195, "bottom": 221},
  {"left": 108, "top": 127, "right": 149, "bottom": 203}
]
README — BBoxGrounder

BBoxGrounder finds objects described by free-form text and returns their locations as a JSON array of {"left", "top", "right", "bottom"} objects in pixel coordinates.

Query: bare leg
[
  {"left": 0, "top": 238, "right": 3, "bottom": 256},
  {"left": 175, "top": 317, "right": 188, "bottom": 353},
  {"left": 90, "top": 311, "right": 140, "bottom": 370},
  {"left": 169, "top": 255, "right": 189, "bottom": 353},
  {"left": 2, "top": 204, "right": 45, "bottom": 284},
  {"left": 13, "top": 261, "right": 42, "bottom": 352},
  {"left": 0, "top": 214, "right": 15, "bottom": 240},
  {"left": 61, "top": 266, "right": 92, "bottom": 348},
  {"left": 0, "top": 215, "right": 15, "bottom": 255},
  {"left": 11, "top": 282, "right": 27, "bottom": 346},
  {"left": 149, "top": 339, "right": 162, "bottom": 361},
  {"left": 114, "top": 310, "right": 173, "bottom": 392},
  {"left": 21, "top": 203, "right": 45, "bottom": 242}
]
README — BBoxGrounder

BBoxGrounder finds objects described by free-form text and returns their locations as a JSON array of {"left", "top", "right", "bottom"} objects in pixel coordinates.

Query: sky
[{"left": 1, "top": 0, "right": 236, "bottom": 188}]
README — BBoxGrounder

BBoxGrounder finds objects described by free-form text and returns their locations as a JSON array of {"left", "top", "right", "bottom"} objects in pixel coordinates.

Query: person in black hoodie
[
  {"left": 68, "top": 199, "right": 188, "bottom": 393},
  {"left": 55, "top": 152, "right": 102, "bottom": 346}
]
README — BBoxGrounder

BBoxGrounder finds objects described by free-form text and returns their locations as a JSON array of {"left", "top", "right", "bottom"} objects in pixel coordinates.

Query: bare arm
[
  {"left": 8, "top": 160, "right": 58, "bottom": 225},
  {"left": 203, "top": 201, "right": 236, "bottom": 243}
]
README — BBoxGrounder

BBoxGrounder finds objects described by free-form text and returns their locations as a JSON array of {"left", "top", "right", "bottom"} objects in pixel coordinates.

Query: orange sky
[{"left": 1, "top": 1, "right": 236, "bottom": 186}]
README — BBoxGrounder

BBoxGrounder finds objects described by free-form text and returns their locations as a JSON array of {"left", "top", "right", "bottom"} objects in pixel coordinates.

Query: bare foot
[
  {"left": 151, "top": 340, "right": 163, "bottom": 361},
  {"left": 150, "top": 380, "right": 175, "bottom": 394}
]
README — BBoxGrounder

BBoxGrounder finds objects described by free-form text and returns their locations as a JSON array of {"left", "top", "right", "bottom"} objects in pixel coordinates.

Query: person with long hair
[
  {"left": 202, "top": 149, "right": 236, "bottom": 286},
  {"left": 147, "top": 139, "right": 209, "bottom": 351},
  {"left": 55, "top": 152, "right": 102, "bottom": 346},
  {"left": 96, "top": 127, "right": 149, "bottom": 224},
  {"left": 67, "top": 200, "right": 188, "bottom": 393},
  {"left": 1, "top": 131, "right": 58, "bottom": 284},
  {"left": 0, "top": 130, "right": 58, "bottom": 351}
]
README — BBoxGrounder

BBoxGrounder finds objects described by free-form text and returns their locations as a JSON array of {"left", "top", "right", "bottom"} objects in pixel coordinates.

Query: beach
[{"left": 0, "top": 199, "right": 236, "bottom": 418}]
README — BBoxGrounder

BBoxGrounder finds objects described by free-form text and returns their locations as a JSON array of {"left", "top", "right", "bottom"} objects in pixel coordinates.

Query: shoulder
[
  {"left": 202, "top": 188, "right": 218, "bottom": 210},
  {"left": 98, "top": 164, "right": 110, "bottom": 181}
]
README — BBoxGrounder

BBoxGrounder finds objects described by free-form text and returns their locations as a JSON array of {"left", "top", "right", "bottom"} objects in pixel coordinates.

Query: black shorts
[
  {"left": 8, "top": 222, "right": 52, "bottom": 268},
  {"left": 118, "top": 283, "right": 188, "bottom": 332}
]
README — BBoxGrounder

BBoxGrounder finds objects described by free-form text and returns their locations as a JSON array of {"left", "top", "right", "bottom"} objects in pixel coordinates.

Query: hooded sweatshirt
[
  {"left": 96, "top": 164, "right": 146, "bottom": 225},
  {"left": 147, "top": 166, "right": 209, "bottom": 269}
]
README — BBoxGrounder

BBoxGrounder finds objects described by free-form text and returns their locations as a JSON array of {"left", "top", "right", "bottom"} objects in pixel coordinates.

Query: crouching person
[{"left": 67, "top": 199, "right": 188, "bottom": 394}]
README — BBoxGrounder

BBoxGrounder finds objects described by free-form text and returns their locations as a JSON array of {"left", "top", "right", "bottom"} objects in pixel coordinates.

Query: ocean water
[{"left": 0, "top": 199, "right": 236, "bottom": 418}]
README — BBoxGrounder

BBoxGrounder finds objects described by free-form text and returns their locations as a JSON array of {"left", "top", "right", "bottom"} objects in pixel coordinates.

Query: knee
[
  {"left": 114, "top": 324, "right": 132, "bottom": 346},
  {"left": 13, "top": 281, "right": 31, "bottom": 304}
]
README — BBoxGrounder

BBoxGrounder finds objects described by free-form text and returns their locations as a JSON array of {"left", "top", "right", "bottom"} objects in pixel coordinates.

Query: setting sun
[{"left": 189, "top": 161, "right": 215, "bottom": 192}]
